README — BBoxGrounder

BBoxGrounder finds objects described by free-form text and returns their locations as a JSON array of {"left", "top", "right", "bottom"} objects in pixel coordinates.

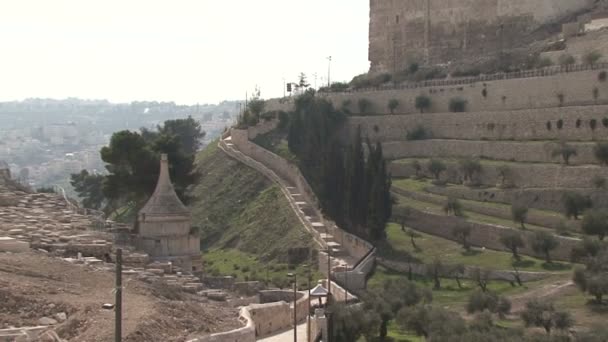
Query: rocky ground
[{"left": 0, "top": 252, "right": 241, "bottom": 342}]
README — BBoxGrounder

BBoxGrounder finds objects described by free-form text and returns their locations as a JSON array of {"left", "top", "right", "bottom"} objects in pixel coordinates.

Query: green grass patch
[
  {"left": 381, "top": 224, "right": 570, "bottom": 272},
  {"left": 203, "top": 249, "right": 323, "bottom": 288}
]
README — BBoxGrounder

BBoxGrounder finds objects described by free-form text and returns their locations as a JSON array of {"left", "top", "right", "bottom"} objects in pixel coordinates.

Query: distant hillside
[{"left": 190, "top": 141, "right": 313, "bottom": 263}]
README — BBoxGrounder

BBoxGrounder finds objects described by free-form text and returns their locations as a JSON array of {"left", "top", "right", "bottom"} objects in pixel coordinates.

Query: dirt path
[{"left": 509, "top": 280, "right": 575, "bottom": 313}]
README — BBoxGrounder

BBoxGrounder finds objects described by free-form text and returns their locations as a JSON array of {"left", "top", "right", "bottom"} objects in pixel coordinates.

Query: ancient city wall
[
  {"left": 389, "top": 160, "right": 608, "bottom": 189},
  {"left": 328, "top": 68, "right": 608, "bottom": 115},
  {"left": 392, "top": 207, "right": 580, "bottom": 262},
  {"left": 382, "top": 140, "right": 600, "bottom": 165},
  {"left": 343, "top": 105, "right": 608, "bottom": 143},
  {"left": 369, "top": 0, "right": 592, "bottom": 71}
]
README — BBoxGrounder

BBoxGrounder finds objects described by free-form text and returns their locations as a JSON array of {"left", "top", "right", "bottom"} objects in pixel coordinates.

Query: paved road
[{"left": 257, "top": 322, "right": 308, "bottom": 342}]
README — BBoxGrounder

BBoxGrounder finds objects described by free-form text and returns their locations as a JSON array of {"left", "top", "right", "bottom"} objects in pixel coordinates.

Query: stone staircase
[{"left": 220, "top": 136, "right": 353, "bottom": 272}]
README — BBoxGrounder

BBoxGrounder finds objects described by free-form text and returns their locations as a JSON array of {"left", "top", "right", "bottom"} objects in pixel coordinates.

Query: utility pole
[
  {"left": 307, "top": 255, "right": 312, "bottom": 342},
  {"left": 326, "top": 56, "right": 332, "bottom": 87},
  {"left": 115, "top": 248, "right": 122, "bottom": 342},
  {"left": 283, "top": 78, "right": 286, "bottom": 98}
]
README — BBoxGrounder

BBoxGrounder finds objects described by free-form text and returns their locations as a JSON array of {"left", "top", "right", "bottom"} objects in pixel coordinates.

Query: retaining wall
[
  {"left": 428, "top": 186, "right": 608, "bottom": 213},
  {"left": 342, "top": 105, "right": 608, "bottom": 143},
  {"left": 392, "top": 187, "right": 580, "bottom": 232},
  {"left": 389, "top": 160, "right": 608, "bottom": 189},
  {"left": 383, "top": 140, "right": 601, "bottom": 165},
  {"left": 392, "top": 207, "right": 580, "bottom": 262}
]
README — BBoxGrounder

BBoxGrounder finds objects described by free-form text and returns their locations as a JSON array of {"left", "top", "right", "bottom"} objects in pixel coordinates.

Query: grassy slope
[{"left": 189, "top": 141, "right": 316, "bottom": 282}]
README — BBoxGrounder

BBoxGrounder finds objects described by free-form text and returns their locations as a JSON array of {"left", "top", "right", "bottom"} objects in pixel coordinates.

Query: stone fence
[
  {"left": 392, "top": 206, "right": 580, "bottom": 262},
  {"left": 377, "top": 258, "right": 552, "bottom": 283},
  {"left": 389, "top": 159, "right": 608, "bottom": 189},
  {"left": 382, "top": 140, "right": 601, "bottom": 166},
  {"left": 187, "top": 306, "right": 255, "bottom": 342},
  {"left": 391, "top": 187, "right": 580, "bottom": 232}
]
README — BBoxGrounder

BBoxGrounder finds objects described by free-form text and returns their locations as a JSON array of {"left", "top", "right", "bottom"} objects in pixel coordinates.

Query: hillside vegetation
[{"left": 190, "top": 141, "right": 314, "bottom": 268}]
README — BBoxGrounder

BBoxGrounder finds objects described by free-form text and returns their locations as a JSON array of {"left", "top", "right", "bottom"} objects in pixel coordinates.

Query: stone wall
[
  {"left": 389, "top": 159, "right": 608, "bottom": 189},
  {"left": 428, "top": 186, "right": 608, "bottom": 213},
  {"left": 383, "top": 140, "right": 600, "bottom": 165},
  {"left": 393, "top": 206, "right": 580, "bottom": 262},
  {"left": 342, "top": 104, "right": 608, "bottom": 142},
  {"left": 369, "top": 0, "right": 593, "bottom": 71},
  {"left": 187, "top": 307, "right": 255, "bottom": 342}
]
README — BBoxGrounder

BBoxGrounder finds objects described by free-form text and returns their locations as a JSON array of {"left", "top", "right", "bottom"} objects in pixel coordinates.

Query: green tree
[
  {"left": 388, "top": 99, "right": 399, "bottom": 114},
  {"left": 426, "top": 258, "right": 444, "bottom": 290},
  {"left": 427, "top": 159, "right": 446, "bottom": 180},
  {"left": 511, "top": 202, "right": 529, "bottom": 229},
  {"left": 521, "top": 299, "right": 573, "bottom": 334},
  {"left": 443, "top": 197, "right": 463, "bottom": 217},
  {"left": 453, "top": 225, "right": 472, "bottom": 251},
  {"left": 500, "top": 230, "right": 525, "bottom": 260},
  {"left": 582, "top": 209, "right": 608, "bottom": 240},
  {"left": 562, "top": 192, "right": 592, "bottom": 220},
  {"left": 459, "top": 158, "right": 482, "bottom": 184},
  {"left": 551, "top": 141, "right": 577, "bottom": 165},
  {"left": 573, "top": 250, "right": 608, "bottom": 303},
  {"left": 530, "top": 231, "right": 559, "bottom": 264},
  {"left": 558, "top": 54, "right": 576, "bottom": 66},
  {"left": 415, "top": 95, "right": 431, "bottom": 113},
  {"left": 584, "top": 50, "right": 603, "bottom": 65},
  {"left": 406, "top": 229, "right": 421, "bottom": 250},
  {"left": 156, "top": 116, "right": 205, "bottom": 155},
  {"left": 593, "top": 142, "right": 608, "bottom": 166},
  {"left": 411, "top": 160, "right": 422, "bottom": 178},
  {"left": 70, "top": 170, "right": 105, "bottom": 210},
  {"left": 467, "top": 290, "right": 512, "bottom": 319}
]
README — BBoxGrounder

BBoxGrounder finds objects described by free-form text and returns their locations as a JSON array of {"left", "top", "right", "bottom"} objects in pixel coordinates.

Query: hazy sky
[{"left": 0, "top": 1, "right": 369, "bottom": 105}]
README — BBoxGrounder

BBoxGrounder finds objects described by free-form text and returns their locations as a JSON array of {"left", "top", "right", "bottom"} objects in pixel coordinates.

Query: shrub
[
  {"left": 449, "top": 97, "right": 467, "bottom": 112},
  {"left": 241, "top": 265, "right": 250, "bottom": 272},
  {"left": 452, "top": 225, "right": 472, "bottom": 251},
  {"left": 521, "top": 299, "right": 573, "bottom": 334},
  {"left": 481, "top": 88, "right": 488, "bottom": 98},
  {"left": 415, "top": 95, "right": 432, "bottom": 113},
  {"left": 500, "top": 230, "right": 525, "bottom": 260},
  {"left": 591, "top": 119, "right": 598, "bottom": 130},
  {"left": 594, "top": 142, "right": 608, "bottom": 165},
  {"left": 556, "top": 93, "right": 565, "bottom": 107},
  {"left": 427, "top": 159, "right": 446, "bottom": 180},
  {"left": 558, "top": 54, "right": 576, "bottom": 66},
  {"left": 452, "top": 68, "right": 481, "bottom": 77},
  {"left": 467, "top": 291, "right": 511, "bottom": 318},
  {"left": 497, "top": 165, "right": 513, "bottom": 188},
  {"left": 357, "top": 98, "right": 372, "bottom": 114},
  {"left": 584, "top": 50, "right": 603, "bottom": 65},
  {"left": 328, "top": 82, "right": 349, "bottom": 92},
  {"left": 562, "top": 192, "right": 592, "bottom": 220},
  {"left": 599, "top": 71, "right": 608, "bottom": 82},
  {"left": 406, "top": 126, "right": 430, "bottom": 140},
  {"left": 411, "top": 160, "right": 422, "bottom": 178},
  {"left": 530, "top": 231, "right": 559, "bottom": 264},
  {"left": 582, "top": 209, "right": 608, "bottom": 240},
  {"left": 408, "top": 62, "right": 420, "bottom": 74},
  {"left": 443, "top": 197, "right": 463, "bottom": 217},
  {"left": 459, "top": 158, "right": 482, "bottom": 184},
  {"left": 593, "top": 175, "right": 607, "bottom": 189},
  {"left": 511, "top": 203, "right": 529, "bottom": 230},
  {"left": 388, "top": 99, "right": 399, "bottom": 114},
  {"left": 551, "top": 141, "right": 577, "bottom": 165}
]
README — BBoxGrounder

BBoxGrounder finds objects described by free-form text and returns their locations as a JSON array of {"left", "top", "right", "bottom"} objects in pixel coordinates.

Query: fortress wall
[
  {"left": 383, "top": 140, "right": 599, "bottom": 165},
  {"left": 342, "top": 105, "right": 608, "bottom": 143},
  {"left": 389, "top": 160, "right": 608, "bottom": 189},
  {"left": 393, "top": 207, "right": 580, "bottom": 262},
  {"left": 369, "top": 0, "right": 592, "bottom": 71},
  {"left": 327, "top": 68, "right": 608, "bottom": 116}
]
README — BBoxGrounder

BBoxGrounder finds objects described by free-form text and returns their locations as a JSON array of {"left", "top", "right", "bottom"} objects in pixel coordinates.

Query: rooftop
[{"left": 139, "top": 154, "right": 189, "bottom": 216}]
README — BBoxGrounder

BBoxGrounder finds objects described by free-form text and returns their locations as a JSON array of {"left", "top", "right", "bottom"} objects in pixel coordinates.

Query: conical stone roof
[{"left": 139, "top": 154, "right": 189, "bottom": 217}]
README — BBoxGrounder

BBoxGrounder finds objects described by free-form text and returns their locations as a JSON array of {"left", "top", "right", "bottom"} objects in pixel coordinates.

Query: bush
[
  {"left": 582, "top": 208, "right": 608, "bottom": 240},
  {"left": 427, "top": 159, "right": 446, "bottom": 180},
  {"left": 388, "top": 99, "right": 399, "bottom": 114},
  {"left": 536, "top": 57, "right": 554, "bottom": 68},
  {"left": 593, "top": 175, "right": 606, "bottom": 189},
  {"left": 551, "top": 141, "right": 577, "bottom": 165},
  {"left": 467, "top": 291, "right": 511, "bottom": 318},
  {"left": 444, "top": 197, "right": 463, "bottom": 217},
  {"left": 406, "top": 126, "right": 430, "bottom": 140},
  {"left": 481, "top": 88, "right": 488, "bottom": 98},
  {"left": 562, "top": 192, "right": 592, "bottom": 220},
  {"left": 408, "top": 62, "right": 420, "bottom": 74},
  {"left": 511, "top": 203, "right": 529, "bottom": 229},
  {"left": 449, "top": 97, "right": 467, "bottom": 112},
  {"left": 556, "top": 119, "right": 564, "bottom": 130},
  {"left": 599, "top": 71, "right": 608, "bottom": 82},
  {"left": 415, "top": 95, "right": 432, "bottom": 113},
  {"left": 584, "top": 50, "right": 603, "bottom": 65},
  {"left": 357, "top": 98, "right": 372, "bottom": 114},
  {"left": 558, "top": 54, "right": 576, "bottom": 66},
  {"left": 530, "top": 231, "right": 559, "bottom": 264},
  {"left": 603, "top": 118, "right": 608, "bottom": 128},
  {"left": 459, "top": 158, "right": 482, "bottom": 184},
  {"left": 594, "top": 142, "right": 608, "bottom": 165}
]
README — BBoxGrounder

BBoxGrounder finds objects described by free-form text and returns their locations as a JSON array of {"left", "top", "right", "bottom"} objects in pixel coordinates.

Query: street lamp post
[
  {"left": 287, "top": 272, "right": 298, "bottom": 342},
  {"left": 327, "top": 56, "right": 332, "bottom": 87}
]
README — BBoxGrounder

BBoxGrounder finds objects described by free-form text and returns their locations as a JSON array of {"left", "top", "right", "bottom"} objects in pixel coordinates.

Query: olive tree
[
  {"left": 530, "top": 231, "right": 559, "bottom": 264},
  {"left": 500, "top": 230, "right": 525, "bottom": 260},
  {"left": 511, "top": 202, "right": 529, "bottom": 229}
]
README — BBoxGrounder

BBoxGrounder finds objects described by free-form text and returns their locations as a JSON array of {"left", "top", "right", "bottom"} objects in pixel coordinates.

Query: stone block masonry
[{"left": 369, "top": 0, "right": 592, "bottom": 72}]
